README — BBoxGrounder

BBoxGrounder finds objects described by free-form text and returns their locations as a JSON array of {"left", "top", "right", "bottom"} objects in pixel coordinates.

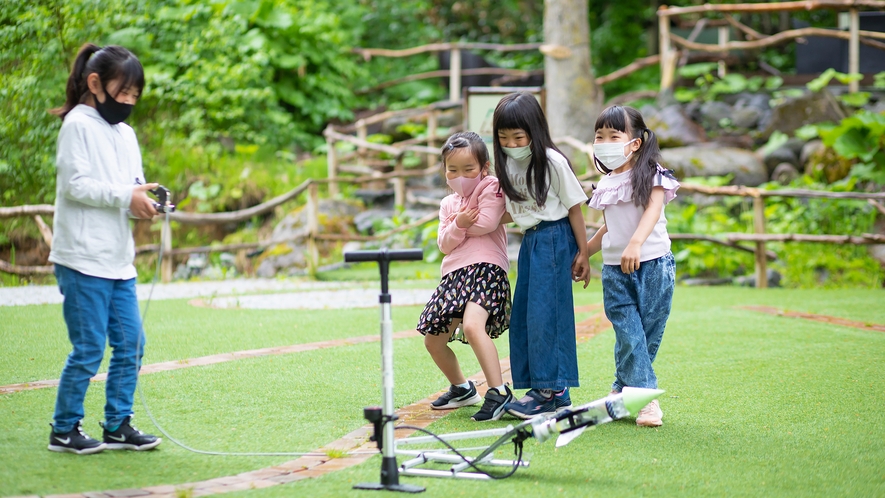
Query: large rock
[
  {"left": 698, "top": 100, "right": 733, "bottom": 129},
  {"left": 642, "top": 104, "right": 707, "bottom": 147},
  {"left": 759, "top": 89, "right": 847, "bottom": 139},
  {"left": 256, "top": 199, "right": 361, "bottom": 277},
  {"left": 661, "top": 145, "right": 768, "bottom": 186},
  {"left": 799, "top": 139, "right": 825, "bottom": 167},
  {"left": 730, "top": 106, "right": 764, "bottom": 129},
  {"left": 763, "top": 145, "right": 799, "bottom": 172}
]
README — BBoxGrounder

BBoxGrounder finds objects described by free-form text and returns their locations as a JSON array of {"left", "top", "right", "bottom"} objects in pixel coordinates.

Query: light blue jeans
[
  {"left": 602, "top": 252, "right": 675, "bottom": 391},
  {"left": 53, "top": 265, "right": 145, "bottom": 433},
  {"left": 509, "top": 218, "right": 580, "bottom": 391}
]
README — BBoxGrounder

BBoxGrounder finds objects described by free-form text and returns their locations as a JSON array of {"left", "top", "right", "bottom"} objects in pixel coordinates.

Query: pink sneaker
[{"left": 636, "top": 399, "right": 663, "bottom": 427}]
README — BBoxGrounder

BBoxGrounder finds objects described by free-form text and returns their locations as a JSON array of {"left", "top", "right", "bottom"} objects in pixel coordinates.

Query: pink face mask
[{"left": 446, "top": 174, "right": 483, "bottom": 198}]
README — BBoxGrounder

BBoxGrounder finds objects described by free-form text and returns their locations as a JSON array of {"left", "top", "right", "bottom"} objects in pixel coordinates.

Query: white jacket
[{"left": 48, "top": 105, "right": 144, "bottom": 280}]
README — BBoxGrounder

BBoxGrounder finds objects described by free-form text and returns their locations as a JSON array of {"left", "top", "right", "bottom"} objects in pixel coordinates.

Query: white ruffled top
[
  {"left": 587, "top": 165, "right": 680, "bottom": 265},
  {"left": 587, "top": 165, "right": 680, "bottom": 211}
]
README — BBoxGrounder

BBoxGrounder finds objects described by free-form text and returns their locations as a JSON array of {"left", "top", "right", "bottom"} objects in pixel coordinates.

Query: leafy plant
[
  {"left": 674, "top": 63, "right": 781, "bottom": 103},
  {"left": 803, "top": 110, "right": 885, "bottom": 185}
]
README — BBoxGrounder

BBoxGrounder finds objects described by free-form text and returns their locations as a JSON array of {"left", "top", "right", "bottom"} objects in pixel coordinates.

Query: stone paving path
[
  {"left": 741, "top": 305, "right": 885, "bottom": 333},
  {"left": 7, "top": 304, "right": 610, "bottom": 498},
  {"left": 0, "top": 330, "right": 422, "bottom": 395}
]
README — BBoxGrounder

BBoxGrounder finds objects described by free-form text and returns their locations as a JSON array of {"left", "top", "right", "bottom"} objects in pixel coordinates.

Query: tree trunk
[{"left": 543, "top": 0, "right": 603, "bottom": 150}]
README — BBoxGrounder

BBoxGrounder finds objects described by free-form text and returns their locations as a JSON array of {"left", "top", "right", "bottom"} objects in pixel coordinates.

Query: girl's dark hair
[
  {"left": 492, "top": 92, "right": 571, "bottom": 206},
  {"left": 593, "top": 105, "right": 663, "bottom": 208},
  {"left": 50, "top": 43, "right": 145, "bottom": 120},
  {"left": 440, "top": 131, "right": 489, "bottom": 171}
]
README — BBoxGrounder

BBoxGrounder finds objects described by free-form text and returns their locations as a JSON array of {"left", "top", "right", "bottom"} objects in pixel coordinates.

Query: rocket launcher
[{"left": 531, "top": 387, "right": 665, "bottom": 447}]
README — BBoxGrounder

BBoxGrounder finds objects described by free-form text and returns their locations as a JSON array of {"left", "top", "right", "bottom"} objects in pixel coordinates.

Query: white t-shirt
[
  {"left": 502, "top": 148, "right": 588, "bottom": 231},
  {"left": 587, "top": 166, "right": 680, "bottom": 265}
]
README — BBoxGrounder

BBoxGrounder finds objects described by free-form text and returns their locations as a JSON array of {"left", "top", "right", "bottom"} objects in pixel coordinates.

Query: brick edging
[{"left": 10, "top": 307, "right": 610, "bottom": 498}]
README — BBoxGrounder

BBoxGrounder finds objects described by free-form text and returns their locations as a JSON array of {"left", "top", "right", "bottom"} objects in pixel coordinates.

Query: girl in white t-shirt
[
  {"left": 492, "top": 92, "right": 590, "bottom": 420},
  {"left": 586, "top": 105, "right": 679, "bottom": 428}
]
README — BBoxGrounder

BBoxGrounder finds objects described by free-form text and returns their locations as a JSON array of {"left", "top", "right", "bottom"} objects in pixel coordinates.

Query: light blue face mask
[{"left": 502, "top": 142, "right": 532, "bottom": 161}]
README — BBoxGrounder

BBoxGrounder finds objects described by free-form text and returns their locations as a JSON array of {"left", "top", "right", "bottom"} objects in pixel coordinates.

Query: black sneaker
[
  {"left": 431, "top": 381, "right": 482, "bottom": 410},
  {"left": 471, "top": 385, "right": 514, "bottom": 422},
  {"left": 48, "top": 422, "right": 106, "bottom": 455},
  {"left": 504, "top": 389, "right": 557, "bottom": 420},
  {"left": 101, "top": 416, "right": 162, "bottom": 451}
]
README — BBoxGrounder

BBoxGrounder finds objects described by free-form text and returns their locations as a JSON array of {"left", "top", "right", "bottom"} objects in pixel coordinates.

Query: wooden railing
[
  {"left": 657, "top": 0, "right": 885, "bottom": 93},
  {"left": 4, "top": 157, "right": 884, "bottom": 287}
]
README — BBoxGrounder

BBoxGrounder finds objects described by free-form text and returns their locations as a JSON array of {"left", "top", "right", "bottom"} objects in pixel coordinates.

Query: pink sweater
[{"left": 438, "top": 175, "right": 509, "bottom": 277}]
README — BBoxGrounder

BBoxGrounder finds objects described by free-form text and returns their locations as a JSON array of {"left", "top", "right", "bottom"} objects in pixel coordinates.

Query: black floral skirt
[{"left": 417, "top": 262, "right": 511, "bottom": 342}]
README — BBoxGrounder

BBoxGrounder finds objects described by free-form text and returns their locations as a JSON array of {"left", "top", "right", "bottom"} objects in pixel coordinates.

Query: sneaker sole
[
  {"left": 636, "top": 419, "right": 663, "bottom": 427},
  {"left": 505, "top": 407, "right": 556, "bottom": 420},
  {"left": 431, "top": 393, "right": 482, "bottom": 410},
  {"left": 104, "top": 439, "right": 162, "bottom": 451},
  {"left": 48, "top": 443, "right": 106, "bottom": 455},
  {"left": 471, "top": 406, "right": 507, "bottom": 422}
]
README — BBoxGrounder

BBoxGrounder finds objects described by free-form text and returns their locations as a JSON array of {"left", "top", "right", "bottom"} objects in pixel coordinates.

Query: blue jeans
[
  {"left": 509, "top": 218, "right": 580, "bottom": 391},
  {"left": 53, "top": 265, "right": 145, "bottom": 433},
  {"left": 602, "top": 252, "right": 675, "bottom": 391}
]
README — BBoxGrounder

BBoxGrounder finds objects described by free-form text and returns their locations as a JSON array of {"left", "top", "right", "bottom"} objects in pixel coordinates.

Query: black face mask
[{"left": 94, "top": 84, "right": 134, "bottom": 125}]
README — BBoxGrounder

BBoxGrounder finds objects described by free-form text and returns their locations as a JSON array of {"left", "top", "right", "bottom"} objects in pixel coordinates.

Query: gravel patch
[{"left": 0, "top": 278, "right": 433, "bottom": 309}]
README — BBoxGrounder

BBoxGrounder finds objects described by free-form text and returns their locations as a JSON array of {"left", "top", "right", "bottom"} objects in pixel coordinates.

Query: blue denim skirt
[{"left": 509, "top": 218, "right": 580, "bottom": 390}]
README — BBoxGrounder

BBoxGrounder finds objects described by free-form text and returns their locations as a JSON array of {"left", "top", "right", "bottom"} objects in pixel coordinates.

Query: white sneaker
[{"left": 636, "top": 399, "right": 663, "bottom": 427}]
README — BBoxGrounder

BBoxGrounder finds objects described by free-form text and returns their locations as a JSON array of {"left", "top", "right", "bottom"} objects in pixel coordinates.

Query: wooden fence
[
  {"left": 657, "top": 0, "right": 885, "bottom": 93},
  {"left": 3, "top": 154, "right": 884, "bottom": 287}
]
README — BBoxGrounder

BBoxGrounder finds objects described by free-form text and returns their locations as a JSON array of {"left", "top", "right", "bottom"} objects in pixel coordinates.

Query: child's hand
[
  {"left": 130, "top": 183, "right": 160, "bottom": 219},
  {"left": 455, "top": 207, "right": 479, "bottom": 228},
  {"left": 572, "top": 253, "right": 590, "bottom": 289},
  {"left": 620, "top": 243, "right": 642, "bottom": 274}
]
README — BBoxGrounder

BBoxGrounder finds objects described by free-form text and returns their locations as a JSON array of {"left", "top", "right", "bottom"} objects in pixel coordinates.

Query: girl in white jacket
[{"left": 47, "top": 43, "right": 161, "bottom": 454}]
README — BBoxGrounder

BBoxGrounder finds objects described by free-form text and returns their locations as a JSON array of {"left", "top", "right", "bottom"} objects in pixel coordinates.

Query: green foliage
[
  {"left": 0, "top": 0, "right": 118, "bottom": 204},
  {"left": 760, "top": 130, "right": 790, "bottom": 156},
  {"left": 668, "top": 175, "right": 883, "bottom": 288},
  {"left": 764, "top": 178, "right": 882, "bottom": 288},
  {"left": 805, "top": 68, "right": 863, "bottom": 92},
  {"left": 798, "top": 110, "right": 885, "bottom": 185},
  {"left": 1, "top": 0, "right": 369, "bottom": 205},
  {"left": 668, "top": 176, "right": 755, "bottom": 279},
  {"left": 588, "top": 0, "right": 659, "bottom": 97},
  {"left": 675, "top": 63, "right": 781, "bottom": 103},
  {"left": 804, "top": 68, "right": 870, "bottom": 108},
  {"left": 875, "top": 71, "right": 885, "bottom": 90}
]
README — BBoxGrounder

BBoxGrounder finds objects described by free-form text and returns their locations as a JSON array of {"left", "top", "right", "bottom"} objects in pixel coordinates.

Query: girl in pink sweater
[{"left": 417, "top": 131, "right": 513, "bottom": 422}]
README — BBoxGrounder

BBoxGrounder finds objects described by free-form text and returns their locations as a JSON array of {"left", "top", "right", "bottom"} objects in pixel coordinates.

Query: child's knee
[
  {"left": 424, "top": 333, "right": 446, "bottom": 352},
  {"left": 462, "top": 321, "right": 485, "bottom": 341}
]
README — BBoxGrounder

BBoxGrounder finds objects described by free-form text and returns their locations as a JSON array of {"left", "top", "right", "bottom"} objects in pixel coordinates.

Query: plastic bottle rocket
[{"left": 530, "top": 387, "right": 665, "bottom": 447}]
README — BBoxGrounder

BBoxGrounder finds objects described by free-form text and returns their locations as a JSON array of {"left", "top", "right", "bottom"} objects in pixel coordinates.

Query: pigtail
[
  {"left": 50, "top": 43, "right": 101, "bottom": 120},
  {"left": 630, "top": 127, "right": 663, "bottom": 208}
]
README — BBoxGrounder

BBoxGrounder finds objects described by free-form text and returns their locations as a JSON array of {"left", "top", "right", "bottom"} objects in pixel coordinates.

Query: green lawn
[{"left": 1, "top": 282, "right": 884, "bottom": 497}]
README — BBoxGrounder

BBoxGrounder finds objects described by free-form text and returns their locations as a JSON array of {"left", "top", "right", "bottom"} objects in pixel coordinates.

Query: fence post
[
  {"left": 427, "top": 109, "right": 438, "bottom": 169},
  {"left": 161, "top": 220, "right": 172, "bottom": 283},
  {"left": 718, "top": 25, "right": 729, "bottom": 78},
  {"left": 325, "top": 127, "right": 339, "bottom": 198},
  {"left": 658, "top": 7, "right": 675, "bottom": 92},
  {"left": 33, "top": 215, "right": 53, "bottom": 248},
  {"left": 848, "top": 8, "right": 860, "bottom": 93},
  {"left": 357, "top": 119, "right": 367, "bottom": 171},
  {"left": 307, "top": 182, "right": 320, "bottom": 271},
  {"left": 449, "top": 46, "right": 461, "bottom": 102},
  {"left": 393, "top": 155, "right": 405, "bottom": 210},
  {"left": 753, "top": 196, "right": 768, "bottom": 289}
]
